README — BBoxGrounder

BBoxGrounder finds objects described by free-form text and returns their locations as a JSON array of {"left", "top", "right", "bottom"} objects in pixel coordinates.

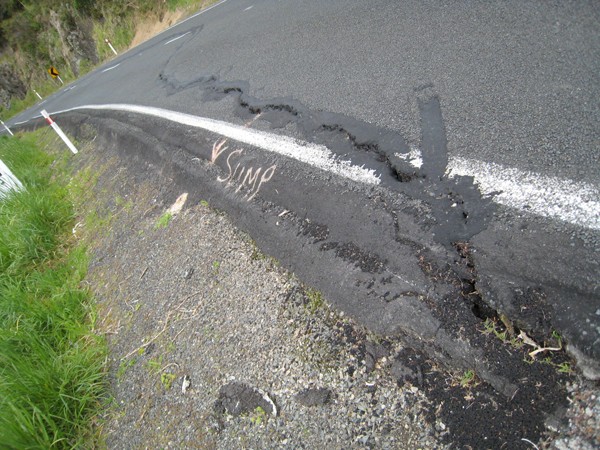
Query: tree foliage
[
  {"left": 0, "top": 0, "right": 169, "bottom": 56},
  {"left": 0, "top": 0, "right": 198, "bottom": 114}
]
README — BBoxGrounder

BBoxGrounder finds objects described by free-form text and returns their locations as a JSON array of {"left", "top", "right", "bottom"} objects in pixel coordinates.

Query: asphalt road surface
[{"left": 3, "top": 0, "right": 599, "bottom": 430}]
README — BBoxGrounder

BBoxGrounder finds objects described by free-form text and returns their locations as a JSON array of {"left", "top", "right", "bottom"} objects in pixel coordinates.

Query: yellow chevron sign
[{"left": 48, "top": 66, "right": 59, "bottom": 78}]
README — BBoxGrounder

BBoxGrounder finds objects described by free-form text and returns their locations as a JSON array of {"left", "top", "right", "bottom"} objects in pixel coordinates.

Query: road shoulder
[{"left": 67, "top": 120, "right": 598, "bottom": 448}]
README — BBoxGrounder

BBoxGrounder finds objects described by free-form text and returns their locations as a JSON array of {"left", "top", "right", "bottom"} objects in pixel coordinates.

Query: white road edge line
[
  {"left": 164, "top": 31, "right": 191, "bottom": 45},
  {"left": 101, "top": 64, "right": 121, "bottom": 73},
  {"left": 43, "top": 104, "right": 600, "bottom": 230},
  {"left": 52, "top": 103, "right": 382, "bottom": 186}
]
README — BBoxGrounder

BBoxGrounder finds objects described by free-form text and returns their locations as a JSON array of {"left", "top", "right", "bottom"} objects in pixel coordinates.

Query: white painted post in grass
[
  {"left": 0, "top": 119, "right": 14, "bottom": 136},
  {"left": 0, "top": 159, "right": 23, "bottom": 199},
  {"left": 57, "top": 76, "right": 64, "bottom": 85},
  {"left": 105, "top": 38, "right": 118, "bottom": 56},
  {"left": 33, "top": 89, "right": 43, "bottom": 100},
  {"left": 41, "top": 110, "right": 78, "bottom": 154}
]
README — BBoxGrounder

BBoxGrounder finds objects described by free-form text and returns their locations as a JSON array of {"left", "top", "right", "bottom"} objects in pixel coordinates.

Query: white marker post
[
  {"left": 105, "top": 38, "right": 118, "bottom": 56},
  {"left": 57, "top": 76, "right": 64, "bottom": 85},
  {"left": 0, "top": 159, "right": 23, "bottom": 199},
  {"left": 0, "top": 119, "right": 14, "bottom": 136},
  {"left": 41, "top": 110, "right": 78, "bottom": 154},
  {"left": 33, "top": 89, "right": 43, "bottom": 100}
]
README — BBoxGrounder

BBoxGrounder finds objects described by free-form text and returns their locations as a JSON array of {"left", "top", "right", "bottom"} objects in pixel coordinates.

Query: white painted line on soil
[
  {"left": 447, "top": 156, "right": 600, "bottom": 230},
  {"left": 52, "top": 104, "right": 382, "bottom": 186},
  {"left": 164, "top": 31, "right": 191, "bottom": 45},
  {"left": 45, "top": 104, "right": 600, "bottom": 230},
  {"left": 101, "top": 64, "right": 121, "bottom": 73}
]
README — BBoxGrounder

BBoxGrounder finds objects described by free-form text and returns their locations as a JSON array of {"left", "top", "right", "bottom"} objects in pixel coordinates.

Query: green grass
[
  {"left": 306, "top": 288, "right": 324, "bottom": 314},
  {"left": 117, "top": 357, "right": 137, "bottom": 381},
  {"left": 459, "top": 369, "right": 477, "bottom": 388},
  {"left": 154, "top": 211, "right": 173, "bottom": 230},
  {"left": 92, "top": 15, "right": 135, "bottom": 61},
  {"left": 166, "top": 0, "right": 218, "bottom": 11},
  {"left": 249, "top": 406, "right": 267, "bottom": 426},
  {"left": 1, "top": 0, "right": 219, "bottom": 121},
  {"left": 160, "top": 372, "right": 176, "bottom": 390},
  {"left": 0, "top": 134, "right": 108, "bottom": 448}
]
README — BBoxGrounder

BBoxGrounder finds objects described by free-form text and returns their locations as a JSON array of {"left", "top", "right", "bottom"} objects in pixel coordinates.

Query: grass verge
[{"left": 0, "top": 133, "right": 107, "bottom": 448}]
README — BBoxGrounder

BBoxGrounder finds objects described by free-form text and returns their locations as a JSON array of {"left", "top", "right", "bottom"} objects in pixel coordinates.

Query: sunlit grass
[{"left": 0, "top": 134, "right": 108, "bottom": 448}]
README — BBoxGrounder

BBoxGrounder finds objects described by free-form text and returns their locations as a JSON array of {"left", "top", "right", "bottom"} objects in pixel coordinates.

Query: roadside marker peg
[
  {"left": 40, "top": 110, "right": 78, "bottom": 154},
  {"left": 0, "top": 119, "right": 14, "bottom": 136},
  {"left": 105, "top": 38, "right": 118, "bottom": 56}
]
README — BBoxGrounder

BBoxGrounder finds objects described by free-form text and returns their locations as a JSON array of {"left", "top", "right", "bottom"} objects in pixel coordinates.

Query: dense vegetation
[
  {"left": 0, "top": 133, "right": 107, "bottom": 448},
  {"left": 0, "top": 0, "right": 208, "bottom": 116},
  {"left": 0, "top": 0, "right": 183, "bottom": 61}
]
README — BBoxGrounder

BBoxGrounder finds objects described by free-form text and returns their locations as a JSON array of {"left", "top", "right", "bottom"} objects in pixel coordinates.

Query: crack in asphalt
[
  {"left": 24, "top": 102, "right": 577, "bottom": 449},
  {"left": 156, "top": 69, "right": 497, "bottom": 249}
]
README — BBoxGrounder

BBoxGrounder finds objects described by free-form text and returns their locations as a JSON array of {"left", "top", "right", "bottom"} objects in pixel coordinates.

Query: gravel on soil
[
  {"left": 80, "top": 144, "right": 441, "bottom": 449},
  {"left": 64, "top": 131, "right": 598, "bottom": 449}
]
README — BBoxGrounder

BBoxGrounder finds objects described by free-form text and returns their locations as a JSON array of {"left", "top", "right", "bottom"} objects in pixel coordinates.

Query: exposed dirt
[
  {"left": 130, "top": 9, "right": 186, "bottom": 48},
  {"left": 129, "top": 1, "right": 218, "bottom": 49}
]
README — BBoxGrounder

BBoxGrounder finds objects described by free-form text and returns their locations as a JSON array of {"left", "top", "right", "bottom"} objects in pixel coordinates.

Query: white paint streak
[
  {"left": 164, "top": 31, "right": 191, "bottom": 45},
  {"left": 244, "top": 5, "right": 254, "bottom": 11},
  {"left": 52, "top": 103, "right": 382, "bottom": 185},
  {"left": 167, "top": 192, "right": 188, "bottom": 215},
  {"left": 447, "top": 157, "right": 600, "bottom": 230},
  {"left": 101, "top": 64, "right": 120, "bottom": 73},
  {"left": 395, "top": 146, "right": 423, "bottom": 168},
  {"left": 44, "top": 103, "right": 600, "bottom": 230}
]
